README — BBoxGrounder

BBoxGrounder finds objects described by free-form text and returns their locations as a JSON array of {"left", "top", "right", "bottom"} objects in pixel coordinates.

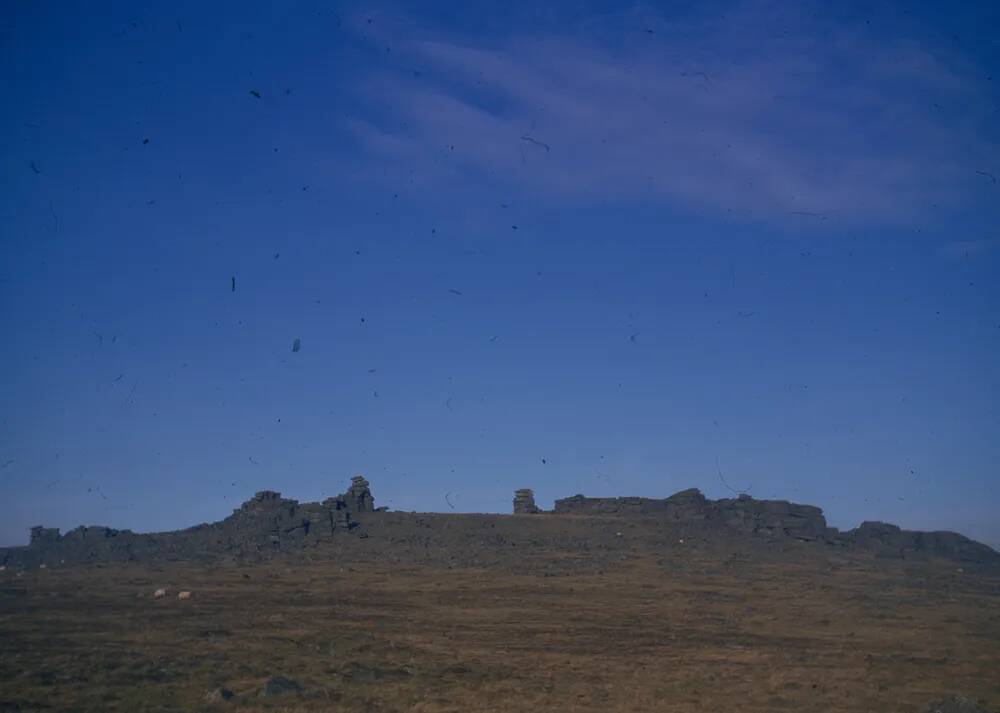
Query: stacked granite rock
[
  {"left": 513, "top": 489, "right": 540, "bottom": 514},
  {"left": 552, "top": 488, "right": 712, "bottom": 517},
  {"left": 29, "top": 527, "right": 61, "bottom": 546},
  {"left": 551, "top": 488, "right": 830, "bottom": 540},
  {"left": 548, "top": 487, "right": 1000, "bottom": 562},
  {"left": 711, "top": 496, "right": 832, "bottom": 541},
  {"left": 341, "top": 476, "right": 375, "bottom": 513}
]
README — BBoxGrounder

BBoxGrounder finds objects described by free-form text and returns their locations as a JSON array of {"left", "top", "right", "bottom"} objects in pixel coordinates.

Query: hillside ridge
[{"left": 2, "top": 476, "right": 996, "bottom": 569}]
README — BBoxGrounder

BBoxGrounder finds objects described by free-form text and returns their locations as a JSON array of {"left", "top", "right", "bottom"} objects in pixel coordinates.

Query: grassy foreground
[{"left": 1, "top": 551, "right": 998, "bottom": 712}]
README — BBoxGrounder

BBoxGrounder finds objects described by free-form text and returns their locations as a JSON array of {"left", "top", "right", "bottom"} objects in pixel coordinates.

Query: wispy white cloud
[
  {"left": 942, "top": 238, "right": 1000, "bottom": 260},
  {"left": 345, "top": 2, "right": 999, "bottom": 225}
]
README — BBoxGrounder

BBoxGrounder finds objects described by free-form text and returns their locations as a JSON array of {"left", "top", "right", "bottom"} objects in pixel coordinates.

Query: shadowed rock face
[
  {"left": 552, "top": 489, "right": 829, "bottom": 540},
  {"left": 550, "top": 489, "right": 998, "bottom": 564},
  {"left": 552, "top": 487, "right": 715, "bottom": 519},
  {"left": 29, "top": 527, "right": 61, "bottom": 546},
  {"left": 845, "top": 521, "right": 1000, "bottom": 564}
]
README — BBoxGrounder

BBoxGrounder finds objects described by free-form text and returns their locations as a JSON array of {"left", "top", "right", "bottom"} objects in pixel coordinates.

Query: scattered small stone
[
  {"left": 263, "top": 676, "right": 302, "bottom": 696},
  {"left": 205, "top": 686, "right": 234, "bottom": 703},
  {"left": 153, "top": 588, "right": 167, "bottom": 599},
  {"left": 922, "top": 695, "right": 990, "bottom": 713},
  {"left": 178, "top": 591, "right": 192, "bottom": 600},
  {"left": 341, "top": 662, "right": 411, "bottom": 681}
]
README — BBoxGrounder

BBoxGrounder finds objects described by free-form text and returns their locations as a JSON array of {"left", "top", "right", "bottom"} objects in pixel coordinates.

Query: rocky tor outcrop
[
  {"left": 513, "top": 489, "right": 540, "bottom": 514},
  {"left": 552, "top": 489, "right": 830, "bottom": 539},
  {"left": 1, "top": 475, "right": 997, "bottom": 570},
  {"left": 0, "top": 475, "right": 376, "bottom": 568},
  {"left": 546, "top": 488, "right": 996, "bottom": 564}
]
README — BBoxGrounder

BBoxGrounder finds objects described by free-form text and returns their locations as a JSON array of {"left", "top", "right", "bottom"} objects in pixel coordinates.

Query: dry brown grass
[{"left": 1, "top": 552, "right": 998, "bottom": 712}]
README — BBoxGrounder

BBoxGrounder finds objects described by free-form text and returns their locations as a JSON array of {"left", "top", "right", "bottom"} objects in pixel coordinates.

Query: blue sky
[{"left": 1, "top": 0, "right": 998, "bottom": 547}]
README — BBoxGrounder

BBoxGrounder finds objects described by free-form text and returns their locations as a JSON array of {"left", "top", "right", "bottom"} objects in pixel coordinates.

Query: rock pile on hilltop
[
  {"left": 553, "top": 489, "right": 832, "bottom": 540},
  {"left": 513, "top": 488, "right": 540, "bottom": 514},
  {"left": 1, "top": 475, "right": 377, "bottom": 568},
  {"left": 547, "top": 488, "right": 997, "bottom": 564}
]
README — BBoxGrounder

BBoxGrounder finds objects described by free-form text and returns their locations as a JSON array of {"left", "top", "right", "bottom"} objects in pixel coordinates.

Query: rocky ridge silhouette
[{"left": 2, "top": 476, "right": 997, "bottom": 570}]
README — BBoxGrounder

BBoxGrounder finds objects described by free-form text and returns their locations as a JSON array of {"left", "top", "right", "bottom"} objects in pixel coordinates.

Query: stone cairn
[
  {"left": 344, "top": 475, "right": 374, "bottom": 512},
  {"left": 513, "top": 489, "right": 540, "bottom": 514}
]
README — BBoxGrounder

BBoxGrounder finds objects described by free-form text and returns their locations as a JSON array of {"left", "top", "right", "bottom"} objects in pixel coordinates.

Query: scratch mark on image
[
  {"left": 520, "top": 134, "right": 551, "bottom": 152},
  {"left": 715, "top": 455, "right": 752, "bottom": 496},
  {"left": 121, "top": 383, "right": 138, "bottom": 408}
]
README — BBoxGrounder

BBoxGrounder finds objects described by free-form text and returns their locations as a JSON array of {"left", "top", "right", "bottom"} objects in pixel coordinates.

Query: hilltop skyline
[{"left": 2, "top": 0, "right": 998, "bottom": 548}]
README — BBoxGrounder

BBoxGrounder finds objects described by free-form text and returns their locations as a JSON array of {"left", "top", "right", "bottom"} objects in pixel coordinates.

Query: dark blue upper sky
[{"left": 1, "top": 0, "right": 998, "bottom": 547}]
